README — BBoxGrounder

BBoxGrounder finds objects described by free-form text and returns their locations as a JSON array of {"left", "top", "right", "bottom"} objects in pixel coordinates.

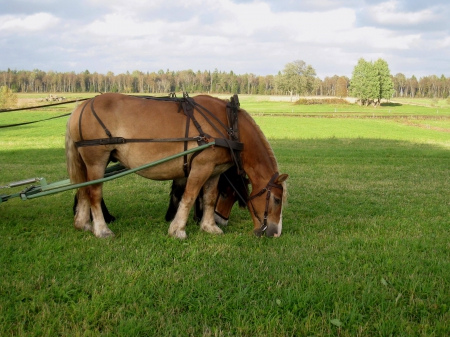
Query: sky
[{"left": 1, "top": 0, "right": 449, "bottom": 79}]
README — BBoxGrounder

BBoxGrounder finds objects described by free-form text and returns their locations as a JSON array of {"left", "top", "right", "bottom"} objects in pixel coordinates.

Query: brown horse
[{"left": 66, "top": 93, "right": 288, "bottom": 238}]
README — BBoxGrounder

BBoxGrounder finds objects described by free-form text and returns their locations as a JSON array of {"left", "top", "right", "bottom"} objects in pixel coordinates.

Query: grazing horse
[{"left": 65, "top": 93, "right": 288, "bottom": 238}]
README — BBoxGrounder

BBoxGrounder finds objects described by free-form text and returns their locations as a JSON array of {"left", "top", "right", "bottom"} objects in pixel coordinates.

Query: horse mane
[{"left": 239, "top": 106, "right": 288, "bottom": 206}]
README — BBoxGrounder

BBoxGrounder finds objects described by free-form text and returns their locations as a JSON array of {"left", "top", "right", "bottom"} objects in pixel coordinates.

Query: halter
[{"left": 247, "top": 172, "right": 283, "bottom": 236}]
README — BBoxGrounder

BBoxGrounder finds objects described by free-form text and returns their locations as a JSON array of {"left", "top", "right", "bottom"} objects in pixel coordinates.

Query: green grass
[
  {"left": 392, "top": 97, "right": 450, "bottom": 108},
  {"left": 1, "top": 97, "right": 450, "bottom": 336}
]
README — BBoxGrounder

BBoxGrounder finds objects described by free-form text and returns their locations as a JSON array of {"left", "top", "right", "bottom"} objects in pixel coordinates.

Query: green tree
[
  {"left": 276, "top": 60, "right": 316, "bottom": 100},
  {"left": 349, "top": 58, "right": 380, "bottom": 106},
  {"left": 0, "top": 85, "right": 18, "bottom": 109},
  {"left": 374, "top": 59, "right": 394, "bottom": 104}
]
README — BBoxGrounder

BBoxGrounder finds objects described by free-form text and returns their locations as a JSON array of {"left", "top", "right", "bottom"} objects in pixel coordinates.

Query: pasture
[{"left": 1, "top": 95, "right": 450, "bottom": 336}]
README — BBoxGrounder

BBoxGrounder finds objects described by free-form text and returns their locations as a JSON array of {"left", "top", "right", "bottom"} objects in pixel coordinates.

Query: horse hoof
[
  {"left": 201, "top": 224, "right": 224, "bottom": 235},
  {"left": 95, "top": 229, "right": 115, "bottom": 238},
  {"left": 169, "top": 229, "right": 187, "bottom": 239},
  {"left": 74, "top": 222, "right": 92, "bottom": 232}
]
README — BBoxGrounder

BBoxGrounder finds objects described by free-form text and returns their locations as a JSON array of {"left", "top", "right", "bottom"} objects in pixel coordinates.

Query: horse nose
[{"left": 265, "top": 223, "right": 281, "bottom": 237}]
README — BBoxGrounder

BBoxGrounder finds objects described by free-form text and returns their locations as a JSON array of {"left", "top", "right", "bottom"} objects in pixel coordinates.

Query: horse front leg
[
  {"left": 168, "top": 166, "right": 214, "bottom": 239},
  {"left": 199, "top": 175, "right": 223, "bottom": 235}
]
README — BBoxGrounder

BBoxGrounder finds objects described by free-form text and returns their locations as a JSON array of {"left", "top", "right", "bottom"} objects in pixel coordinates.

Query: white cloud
[
  {"left": 0, "top": 12, "right": 59, "bottom": 32},
  {"left": 367, "top": 0, "right": 439, "bottom": 27}
]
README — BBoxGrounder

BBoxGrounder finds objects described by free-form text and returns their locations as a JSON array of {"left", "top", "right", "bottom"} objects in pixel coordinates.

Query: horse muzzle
[
  {"left": 265, "top": 223, "right": 282, "bottom": 237},
  {"left": 254, "top": 222, "right": 282, "bottom": 237}
]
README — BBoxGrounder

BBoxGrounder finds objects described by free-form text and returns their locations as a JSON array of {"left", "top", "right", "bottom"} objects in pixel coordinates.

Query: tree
[
  {"left": 0, "top": 85, "right": 18, "bottom": 109},
  {"left": 394, "top": 73, "right": 406, "bottom": 97},
  {"left": 374, "top": 59, "right": 394, "bottom": 104},
  {"left": 407, "top": 75, "right": 418, "bottom": 97},
  {"left": 336, "top": 76, "right": 349, "bottom": 97},
  {"left": 276, "top": 60, "right": 316, "bottom": 100},
  {"left": 349, "top": 58, "right": 393, "bottom": 106},
  {"left": 349, "top": 58, "right": 379, "bottom": 106}
]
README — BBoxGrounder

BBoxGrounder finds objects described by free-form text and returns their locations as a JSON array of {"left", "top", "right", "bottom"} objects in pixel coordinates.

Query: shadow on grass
[{"left": 381, "top": 102, "right": 402, "bottom": 107}]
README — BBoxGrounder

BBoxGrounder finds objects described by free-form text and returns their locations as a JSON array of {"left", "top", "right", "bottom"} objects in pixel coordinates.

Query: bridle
[
  {"left": 214, "top": 171, "right": 284, "bottom": 236},
  {"left": 247, "top": 172, "right": 284, "bottom": 236}
]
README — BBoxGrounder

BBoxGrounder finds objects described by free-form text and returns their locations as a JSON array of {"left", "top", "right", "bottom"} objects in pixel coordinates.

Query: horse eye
[{"left": 273, "top": 197, "right": 281, "bottom": 205}]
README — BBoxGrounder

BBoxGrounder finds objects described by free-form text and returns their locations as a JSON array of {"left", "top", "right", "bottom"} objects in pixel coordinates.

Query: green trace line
[{"left": 20, "top": 142, "right": 215, "bottom": 200}]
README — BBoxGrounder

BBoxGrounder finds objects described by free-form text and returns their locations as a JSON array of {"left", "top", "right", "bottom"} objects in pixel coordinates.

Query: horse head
[{"left": 247, "top": 172, "right": 288, "bottom": 237}]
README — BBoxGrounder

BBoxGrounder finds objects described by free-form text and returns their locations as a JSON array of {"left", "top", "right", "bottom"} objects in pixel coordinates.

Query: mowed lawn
[{"left": 1, "top": 99, "right": 450, "bottom": 336}]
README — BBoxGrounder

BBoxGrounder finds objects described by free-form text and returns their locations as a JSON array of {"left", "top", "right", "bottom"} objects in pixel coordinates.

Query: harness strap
[
  {"left": 90, "top": 97, "right": 112, "bottom": 138},
  {"left": 226, "top": 95, "right": 244, "bottom": 175},
  {"left": 221, "top": 170, "right": 248, "bottom": 205},
  {"left": 78, "top": 100, "right": 90, "bottom": 141},
  {"left": 183, "top": 101, "right": 191, "bottom": 177},
  {"left": 214, "top": 138, "right": 243, "bottom": 151},
  {"left": 75, "top": 136, "right": 203, "bottom": 148},
  {"left": 191, "top": 100, "right": 243, "bottom": 172},
  {"left": 181, "top": 96, "right": 211, "bottom": 176}
]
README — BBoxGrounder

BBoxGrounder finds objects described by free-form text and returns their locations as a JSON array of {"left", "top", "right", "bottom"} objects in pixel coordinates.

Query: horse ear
[{"left": 276, "top": 173, "right": 289, "bottom": 184}]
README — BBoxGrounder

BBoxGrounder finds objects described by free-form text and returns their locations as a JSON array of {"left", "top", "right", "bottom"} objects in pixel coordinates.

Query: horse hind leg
[
  {"left": 73, "top": 188, "right": 93, "bottom": 232},
  {"left": 74, "top": 195, "right": 116, "bottom": 224},
  {"left": 88, "top": 181, "right": 115, "bottom": 238}
]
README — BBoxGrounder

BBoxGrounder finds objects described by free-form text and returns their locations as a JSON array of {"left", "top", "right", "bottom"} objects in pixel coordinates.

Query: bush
[
  {"left": 294, "top": 98, "right": 349, "bottom": 105},
  {"left": 0, "top": 86, "right": 18, "bottom": 109}
]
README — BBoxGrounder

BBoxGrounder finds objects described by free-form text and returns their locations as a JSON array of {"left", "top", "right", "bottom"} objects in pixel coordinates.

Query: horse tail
[{"left": 65, "top": 119, "right": 87, "bottom": 184}]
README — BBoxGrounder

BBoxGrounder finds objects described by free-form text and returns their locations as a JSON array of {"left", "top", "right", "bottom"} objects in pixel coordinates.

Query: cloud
[
  {"left": 0, "top": 0, "right": 449, "bottom": 78},
  {"left": 360, "top": 0, "right": 446, "bottom": 31},
  {"left": 0, "top": 12, "right": 59, "bottom": 32}
]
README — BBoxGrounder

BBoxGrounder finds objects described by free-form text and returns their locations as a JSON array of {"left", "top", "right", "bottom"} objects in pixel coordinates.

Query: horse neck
[{"left": 239, "top": 112, "right": 278, "bottom": 187}]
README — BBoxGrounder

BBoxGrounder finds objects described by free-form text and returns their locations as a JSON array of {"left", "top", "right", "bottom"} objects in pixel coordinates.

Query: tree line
[{"left": 1, "top": 64, "right": 449, "bottom": 99}]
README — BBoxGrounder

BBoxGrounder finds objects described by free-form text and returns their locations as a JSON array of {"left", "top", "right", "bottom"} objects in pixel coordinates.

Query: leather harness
[{"left": 75, "top": 93, "right": 244, "bottom": 177}]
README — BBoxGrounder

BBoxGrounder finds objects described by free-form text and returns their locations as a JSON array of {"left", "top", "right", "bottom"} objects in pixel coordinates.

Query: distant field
[
  {"left": 391, "top": 97, "right": 450, "bottom": 108},
  {"left": 11, "top": 92, "right": 450, "bottom": 119},
  {"left": 1, "top": 93, "right": 450, "bottom": 336}
]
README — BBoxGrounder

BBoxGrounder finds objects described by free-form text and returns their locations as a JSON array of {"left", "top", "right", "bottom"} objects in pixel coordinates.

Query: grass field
[{"left": 1, "top": 95, "right": 450, "bottom": 336}]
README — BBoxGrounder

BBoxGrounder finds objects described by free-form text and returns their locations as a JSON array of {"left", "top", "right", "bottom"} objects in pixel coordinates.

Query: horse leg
[
  {"left": 74, "top": 195, "right": 116, "bottom": 224},
  {"left": 88, "top": 181, "right": 114, "bottom": 238},
  {"left": 199, "top": 175, "right": 223, "bottom": 235},
  {"left": 165, "top": 179, "right": 186, "bottom": 221},
  {"left": 165, "top": 179, "right": 204, "bottom": 223},
  {"left": 73, "top": 188, "right": 93, "bottom": 232},
  {"left": 168, "top": 166, "right": 215, "bottom": 239},
  {"left": 193, "top": 189, "right": 203, "bottom": 222},
  {"left": 101, "top": 198, "right": 116, "bottom": 223}
]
